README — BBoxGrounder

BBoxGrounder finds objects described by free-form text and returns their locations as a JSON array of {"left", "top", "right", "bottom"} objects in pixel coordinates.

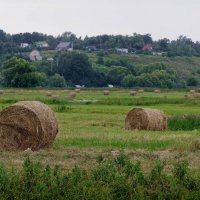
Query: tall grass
[
  {"left": 168, "top": 114, "right": 200, "bottom": 130},
  {"left": 0, "top": 155, "right": 199, "bottom": 199}
]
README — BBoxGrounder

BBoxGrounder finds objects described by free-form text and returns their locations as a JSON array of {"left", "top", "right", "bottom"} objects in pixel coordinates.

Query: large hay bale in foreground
[
  {"left": 0, "top": 101, "right": 58, "bottom": 151},
  {"left": 125, "top": 108, "right": 167, "bottom": 131},
  {"left": 103, "top": 90, "right": 110, "bottom": 95}
]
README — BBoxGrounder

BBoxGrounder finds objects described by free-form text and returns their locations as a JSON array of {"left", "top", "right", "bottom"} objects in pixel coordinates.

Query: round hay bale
[
  {"left": 125, "top": 108, "right": 167, "bottom": 131},
  {"left": 192, "top": 92, "right": 200, "bottom": 99},
  {"left": 75, "top": 89, "right": 81, "bottom": 93},
  {"left": 0, "top": 90, "right": 4, "bottom": 94},
  {"left": 64, "top": 90, "right": 69, "bottom": 93},
  {"left": 0, "top": 101, "right": 58, "bottom": 151},
  {"left": 46, "top": 91, "right": 52, "bottom": 97},
  {"left": 52, "top": 95, "right": 59, "bottom": 101},
  {"left": 130, "top": 91, "right": 137, "bottom": 96},
  {"left": 69, "top": 91, "right": 76, "bottom": 99},
  {"left": 103, "top": 90, "right": 110, "bottom": 95},
  {"left": 154, "top": 89, "right": 160, "bottom": 93},
  {"left": 190, "top": 90, "right": 196, "bottom": 94},
  {"left": 138, "top": 89, "right": 144, "bottom": 93}
]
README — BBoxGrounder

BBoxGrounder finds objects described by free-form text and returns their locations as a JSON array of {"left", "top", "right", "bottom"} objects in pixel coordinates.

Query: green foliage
[
  {"left": 168, "top": 114, "right": 200, "bottom": 130},
  {"left": 1, "top": 57, "right": 46, "bottom": 87},
  {"left": 121, "top": 74, "right": 135, "bottom": 87},
  {"left": 107, "top": 66, "right": 130, "bottom": 85},
  {"left": 0, "top": 156, "right": 199, "bottom": 199},
  {"left": 187, "top": 77, "right": 198, "bottom": 86},
  {"left": 96, "top": 56, "right": 104, "bottom": 65},
  {"left": 56, "top": 52, "right": 94, "bottom": 86},
  {"left": 48, "top": 74, "right": 65, "bottom": 87}
]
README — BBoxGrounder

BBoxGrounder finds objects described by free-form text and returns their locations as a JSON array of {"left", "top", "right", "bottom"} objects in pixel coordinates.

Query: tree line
[
  {"left": 0, "top": 52, "right": 195, "bottom": 88},
  {"left": 1, "top": 30, "right": 200, "bottom": 57}
]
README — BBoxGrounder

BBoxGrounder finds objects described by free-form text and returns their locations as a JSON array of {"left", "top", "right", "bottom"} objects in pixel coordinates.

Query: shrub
[{"left": 48, "top": 74, "right": 65, "bottom": 87}]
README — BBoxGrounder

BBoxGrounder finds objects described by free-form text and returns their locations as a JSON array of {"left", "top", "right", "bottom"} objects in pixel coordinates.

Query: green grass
[
  {"left": 168, "top": 114, "right": 200, "bottom": 130},
  {"left": 0, "top": 88, "right": 200, "bottom": 173}
]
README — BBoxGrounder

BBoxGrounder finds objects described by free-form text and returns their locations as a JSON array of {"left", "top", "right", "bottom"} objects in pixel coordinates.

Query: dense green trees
[
  {"left": 56, "top": 52, "right": 107, "bottom": 86},
  {"left": 56, "top": 52, "right": 94, "bottom": 86},
  {"left": 1, "top": 57, "right": 46, "bottom": 87},
  {"left": 48, "top": 74, "right": 65, "bottom": 87},
  {"left": 187, "top": 77, "right": 198, "bottom": 86}
]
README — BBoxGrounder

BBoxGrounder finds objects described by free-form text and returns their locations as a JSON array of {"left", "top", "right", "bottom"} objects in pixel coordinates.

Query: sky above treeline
[{"left": 0, "top": 0, "right": 199, "bottom": 41}]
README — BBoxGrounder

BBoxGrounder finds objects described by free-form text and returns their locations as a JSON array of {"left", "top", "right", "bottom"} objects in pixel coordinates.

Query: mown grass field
[{"left": 0, "top": 88, "right": 200, "bottom": 174}]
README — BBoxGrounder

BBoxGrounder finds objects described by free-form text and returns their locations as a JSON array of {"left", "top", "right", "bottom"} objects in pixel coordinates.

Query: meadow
[{"left": 0, "top": 88, "right": 199, "bottom": 175}]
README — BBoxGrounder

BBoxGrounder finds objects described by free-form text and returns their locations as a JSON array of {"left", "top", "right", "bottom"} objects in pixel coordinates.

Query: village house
[
  {"left": 55, "top": 42, "right": 73, "bottom": 51},
  {"left": 143, "top": 44, "right": 153, "bottom": 51},
  {"left": 20, "top": 43, "right": 30, "bottom": 48},
  {"left": 86, "top": 46, "right": 97, "bottom": 51},
  {"left": 35, "top": 41, "right": 49, "bottom": 48},
  {"left": 29, "top": 50, "right": 42, "bottom": 61}
]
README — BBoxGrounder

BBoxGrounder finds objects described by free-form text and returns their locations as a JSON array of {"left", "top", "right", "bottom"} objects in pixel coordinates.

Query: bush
[
  {"left": 187, "top": 77, "right": 198, "bottom": 86},
  {"left": 48, "top": 74, "right": 65, "bottom": 87}
]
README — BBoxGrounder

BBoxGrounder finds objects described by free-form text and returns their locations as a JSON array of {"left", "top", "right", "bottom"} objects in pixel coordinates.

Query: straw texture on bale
[
  {"left": 0, "top": 101, "right": 58, "bottom": 151},
  {"left": 103, "top": 90, "right": 110, "bottom": 95},
  {"left": 125, "top": 108, "right": 167, "bottom": 131},
  {"left": 130, "top": 91, "right": 137, "bottom": 96},
  {"left": 138, "top": 89, "right": 144, "bottom": 93}
]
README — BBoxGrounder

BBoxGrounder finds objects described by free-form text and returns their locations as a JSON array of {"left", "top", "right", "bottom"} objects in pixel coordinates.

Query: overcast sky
[{"left": 0, "top": 0, "right": 199, "bottom": 41}]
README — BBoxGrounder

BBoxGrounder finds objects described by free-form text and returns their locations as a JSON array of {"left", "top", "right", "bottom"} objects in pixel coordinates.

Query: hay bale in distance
[
  {"left": 69, "top": 91, "right": 76, "bottom": 99},
  {"left": 103, "top": 90, "right": 110, "bottom": 95},
  {"left": 46, "top": 91, "right": 52, "bottom": 97},
  {"left": 75, "top": 89, "right": 81, "bottom": 93},
  {"left": 191, "top": 92, "right": 200, "bottom": 99},
  {"left": 138, "top": 89, "right": 144, "bottom": 93},
  {"left": 190, "top": 90, "right": 196, "bottom": 94},
  {"left": 0, "top": 90, "right": 4, "bottom": 94},
  {"left": 154, "top": 89, "right": 160, "bottom": 93},
  {"left": 130, "top": 91, "right": 137, "bottom": 96},
  {"left": 52, "top": 95, "right": 59, "bottom": 101},
  {"left": 125, "top": 107, "right": 167, "bottom": 131},
  {"left": 0, "top": 101, "right": 58, "bottom": 151}
]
